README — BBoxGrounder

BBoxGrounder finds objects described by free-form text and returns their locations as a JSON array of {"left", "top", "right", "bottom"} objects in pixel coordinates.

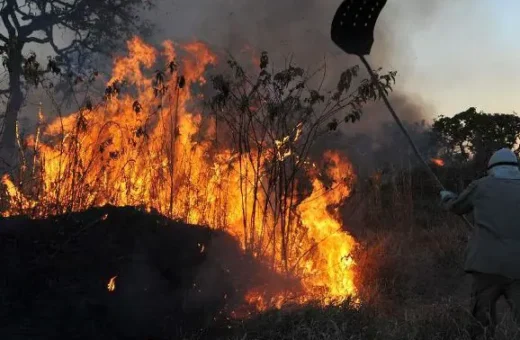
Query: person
[{"left": 440, "top": 147, "right": 520, "bottom": 339}]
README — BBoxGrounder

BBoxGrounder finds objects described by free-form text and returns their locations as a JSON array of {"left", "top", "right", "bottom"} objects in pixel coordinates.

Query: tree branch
[
  {"left": 25, "top": 36, "right": 50, "bottom": 44},
  {"left": 19, "top": 13, "right": 61, "bottom": 37},
  {"left": 0, "top": 3, "right": 16, "bottom": 37},
  {"left": 47, "top": 27, "right": 81, "bottom": 56},
  {"left": 6, "top": 0, "right": 20, "bottom": 30}
]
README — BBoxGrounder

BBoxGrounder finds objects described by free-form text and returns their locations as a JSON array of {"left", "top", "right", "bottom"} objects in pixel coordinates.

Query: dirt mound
[{"left": 0, "top": 206, "right": 272, "bottom": 339}]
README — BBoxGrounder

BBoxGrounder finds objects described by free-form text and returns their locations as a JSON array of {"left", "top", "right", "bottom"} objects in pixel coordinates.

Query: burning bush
[{"left": 1, "top": 37, "right": 395, "bottom": 309}]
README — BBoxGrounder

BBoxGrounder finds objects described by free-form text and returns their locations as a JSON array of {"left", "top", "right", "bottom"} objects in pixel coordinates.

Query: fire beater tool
[{"left": 330, "top": 0, "right": 473, "bottom": 230}]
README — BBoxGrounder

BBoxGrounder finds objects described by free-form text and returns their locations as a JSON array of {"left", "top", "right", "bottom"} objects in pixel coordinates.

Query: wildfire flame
[
  {"left": 2, "top": 37, "right": 359, "bottom": 311},
  {"left": 240, "top": 44, "right": 261, "bottom": 67},
  {"left": 108, "top": 275, "right": 117, "bottom": 292},
  {"left": 431, "top": 158, "right": 445, "bottom": 167}
]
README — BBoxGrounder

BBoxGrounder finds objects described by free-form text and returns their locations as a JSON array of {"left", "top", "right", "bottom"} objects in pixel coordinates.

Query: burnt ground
[{"left": 0, "top": 205, "right": 275, "bottom": 339}]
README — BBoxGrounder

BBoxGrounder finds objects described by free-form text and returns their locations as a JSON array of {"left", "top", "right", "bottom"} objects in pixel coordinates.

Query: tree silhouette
[{"left": 432, "top": 107, "right": 520, "bottom": 169}]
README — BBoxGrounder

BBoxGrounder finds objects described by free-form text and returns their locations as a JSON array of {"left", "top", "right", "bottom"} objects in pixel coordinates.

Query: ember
[
  {"left": 107, "top": 275, "right": 117, "bottom": 292},
  {"left": 431, "top": 158, "right": 445, "bottom": 167},
  {"left": 2, "top": 37, "right": 359, "bottom": 310}
]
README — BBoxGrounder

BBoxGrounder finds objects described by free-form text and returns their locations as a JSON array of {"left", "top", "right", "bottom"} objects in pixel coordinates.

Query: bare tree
[{"left": 210, "top": 52, "right": 396, "bottom": 270}]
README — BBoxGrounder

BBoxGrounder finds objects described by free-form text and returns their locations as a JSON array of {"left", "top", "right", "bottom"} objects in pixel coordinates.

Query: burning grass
[
  {"left": 198, "top": 208, "right": 520, "bottom": 340},
  {"left": 3, "top": 113, "right": 520, "bottom": 338},
  {"left": 4, "top": 34, "right": 518, "bottom": 340},
  {"left": 0, "top": 205, "right": 480, "bottom": 339},
  {"left": 0, "top": 36, "right": 397, "bottom": 310},
  {"left": 5, "top": 203, "right": 520, "bottom": 339}
]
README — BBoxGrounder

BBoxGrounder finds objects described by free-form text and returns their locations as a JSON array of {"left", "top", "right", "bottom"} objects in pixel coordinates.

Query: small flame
[
  {"left": 107, "top": 275, "right": 117, "bottom": 292},
  {"left": 431, "top": 158, "right": 445, "bottom": 167},
  {"left": 241, "top": 44, "right": 261, "bottom": 67}
]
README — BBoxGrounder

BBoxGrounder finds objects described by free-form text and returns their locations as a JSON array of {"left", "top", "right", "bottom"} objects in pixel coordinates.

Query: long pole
[{"left": 358, "top": 55, "right": 473, "bottom": 230}]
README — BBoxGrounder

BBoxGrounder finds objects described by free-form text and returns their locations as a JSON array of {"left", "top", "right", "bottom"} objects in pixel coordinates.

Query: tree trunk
[{"left": 0, "top": 43, "right": 24, "bottom": 173}]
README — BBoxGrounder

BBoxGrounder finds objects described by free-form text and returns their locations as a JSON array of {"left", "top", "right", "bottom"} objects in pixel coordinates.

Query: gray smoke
[
  {"left": 141, "top": 0, "right": 468, "bottom": 171},
  {"left": 144, "top": 0, "right": 466, "bottom": 120},
  {"left": 13, "top": 0, "right": 470, "bottom": 172}
]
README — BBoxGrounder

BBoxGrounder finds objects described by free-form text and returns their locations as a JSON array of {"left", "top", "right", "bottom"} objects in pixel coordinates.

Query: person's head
[{"left": 487, "top": 148, "right": 519, "bottom": 177}]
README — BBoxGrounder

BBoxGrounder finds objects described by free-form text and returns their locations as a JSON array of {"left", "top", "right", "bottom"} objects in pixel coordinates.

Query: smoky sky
[
  {"left": 140, "top": 0, "right": 467, "bottom": 170},
  {"left": 18, "top": 0, "right": 462, "bottom": 125},
  {"left": 13, "top": 0, "right": 471, "bottom": 171},
  {"left": 144, "top": 0, "right": 468, "bottom": 132}
]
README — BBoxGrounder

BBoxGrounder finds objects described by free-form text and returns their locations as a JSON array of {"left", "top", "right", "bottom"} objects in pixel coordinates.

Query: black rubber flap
[{"left": 331, "top": 0, "right": 387, "bottom": 55}]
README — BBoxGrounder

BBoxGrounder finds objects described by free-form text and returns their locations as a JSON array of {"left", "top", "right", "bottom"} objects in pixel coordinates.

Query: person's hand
[{"left": 440, "top": 190, "right": 457, "bottom": 201}]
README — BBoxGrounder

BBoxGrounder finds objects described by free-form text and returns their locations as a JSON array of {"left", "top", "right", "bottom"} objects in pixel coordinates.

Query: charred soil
[{"left": 0, "top": 206, "right": 275, "bottom": 339}]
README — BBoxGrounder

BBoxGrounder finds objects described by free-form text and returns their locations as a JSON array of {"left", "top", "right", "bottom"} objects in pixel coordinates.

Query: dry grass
[
  {"left": 204, "top": 221, "right": 520, "bottom": 340},
  {"left": 3, "top": 180, "right": 520, "bottom": 339},
  {"left": 3, "top": 116, "right": 520, "bottom": 339},
  {"left": 196, "top": 169, "right": 520, "bottom": 340}
]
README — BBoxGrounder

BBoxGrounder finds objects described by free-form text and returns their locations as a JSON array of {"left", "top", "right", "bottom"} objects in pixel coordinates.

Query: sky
[
  {"left": 1, "top": 0, "right": 517, "bottom": 174},
  {"left": 145, "top": 0, "right": 520, "bottom": 120},
  {"left": 398, "top": 0, "right": 520, "bottom": 117}
]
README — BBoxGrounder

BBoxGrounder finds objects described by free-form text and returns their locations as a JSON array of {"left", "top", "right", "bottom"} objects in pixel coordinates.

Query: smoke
[
  {"left": 142, "top": 0, "right": 464, "bottom": 171},
  {"left": 145, "top": 0, "right": 459, "bottom": 117},
  {"left": 12, "top": 0, "right": 468, "bottom": 171}
]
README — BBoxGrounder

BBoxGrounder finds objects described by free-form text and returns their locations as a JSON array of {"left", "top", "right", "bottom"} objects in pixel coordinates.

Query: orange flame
[
  {"left": 108, "top": 276, "right": 117, "bottom": 292},
  {"left": 2, "top": 37, "right": 358, "bottom": 310},
  {"left": 431, "top": 158, "right": 445, "bottom": 167},
  {"left": 241, "top": 44, "right": 261, "bottom": 68}
]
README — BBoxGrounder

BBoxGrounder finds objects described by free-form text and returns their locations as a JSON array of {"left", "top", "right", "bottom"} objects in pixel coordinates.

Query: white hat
[{"left": 487, "top": 148, "right": 519, "bottom": 169}]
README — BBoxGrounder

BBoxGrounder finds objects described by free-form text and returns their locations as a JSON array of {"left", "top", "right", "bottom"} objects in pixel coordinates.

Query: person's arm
[{"left": 441, "top": 181, "right": 479, "bottom": 215}]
